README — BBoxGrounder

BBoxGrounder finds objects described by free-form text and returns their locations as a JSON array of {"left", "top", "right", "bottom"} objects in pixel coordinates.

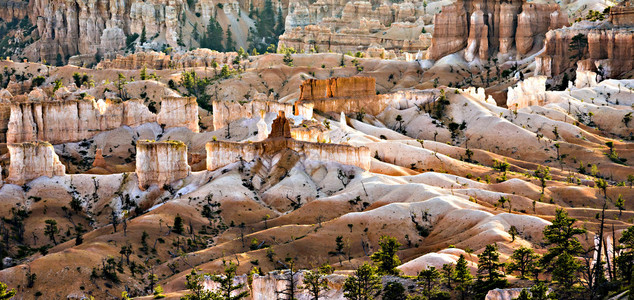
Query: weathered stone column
[
  {"left": 7, "top": 141, "right": 66, "bottom": 185},
  {"left": 136, "top": 140, "right": 191, "bottom": 190}
]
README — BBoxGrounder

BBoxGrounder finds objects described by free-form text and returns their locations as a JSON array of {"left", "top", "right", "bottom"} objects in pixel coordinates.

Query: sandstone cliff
[
  {"left": 96, "top": 50, "right": 239, "bottom": 70},
  {"left": 207, "top": 111, "right": 370, "bottom": 171},
  {"left": 6, "top": 96, "right": 198, "bottom": 144},
  {"left": 535, "top": 22, "right": 634, "bottom": 78},
  {"left": 298, "top": 76, "right": 387, "bottom": 115},
  {"left": 1, "top": 0, "right": 248, "bottom": 63},
  {"left": 212, "top": 99, "right": 313, "bottom": 130},
  {"left": 280, "top": 0, "right": 434, "bottom": 54},
  {"left": 427, "top": 0, "right": 568, "bottom": 61},
  {"left": 136, "top": 140, "right": 190, "bottom": 190},
  {"left": 7, "top": 141, "right": 65, "bottom": 185}
]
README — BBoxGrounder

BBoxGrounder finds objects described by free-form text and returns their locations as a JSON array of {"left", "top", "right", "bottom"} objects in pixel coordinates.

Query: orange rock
[{"left": 92, "top": 148, "right": 106, "bottom": 168}]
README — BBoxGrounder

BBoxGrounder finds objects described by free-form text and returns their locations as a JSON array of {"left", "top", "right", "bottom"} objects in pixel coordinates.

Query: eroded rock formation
[
  {"left": 6, "top": 96, "right": 198, "bottom": 144},
  {"left": 427, "top": 0, "right": 567, "bottom": 61},
  {"left": 279, "top": 0, "right": 434, "bottom": 54},
  {"left": 610, "top": 0, "right": 634, "bottom": 27},
  {"left": 506, "top": 76, "right": 547, "bottom": 109},
  {"left": 206, "top": 111, "right": 370, "bottom": 171},
  {"left": 212, "top": 99, "right": 313, "bottom": 130},
  {"left": 7, "top": 141, "right": 65, "bottom": 185},
  {"left": 299, "top": 76, "right": 387, "bottom": 115},
  {"left": 96, "top": 50, "right": 239, "bottom": 70},
  {"left": 536, "top": 22, "right": 634, "bottom": 78},
  {"left": 136, "top": 140, "right": 190, "bottom": 190}
]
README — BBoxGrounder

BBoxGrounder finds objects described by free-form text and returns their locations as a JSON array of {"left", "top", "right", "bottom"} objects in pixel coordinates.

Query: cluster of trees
[
  {"left": 176, "top": 207, "right": 634, "bottom": 300},
  {"left": 247, "top": 0, "right": 285, "bottom": 54}
]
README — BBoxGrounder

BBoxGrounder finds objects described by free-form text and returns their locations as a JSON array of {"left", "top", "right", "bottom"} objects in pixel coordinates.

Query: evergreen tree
[
  {"left": 507, "top": 246, "right": 540, "bottom": 280},
  {"left": 382, "top": 281, "right": 405, "bottom": 300},
  {"left": 140, "top": 26, "right": 147, "bottom": 44},
  {"left": 302, "top": 268, "right": 330, "bottom": 300},
  {"left": 201, "top": 16, "right": 224, "bottom": 51},
  {"left": 275, "top": 4, "right": 285, "bottom": 35},
  {"left": 225, "top": 26, "right": 236, "bottom": 52},
  {"left": 541, "top": 208, "right": 586, "bottom": 297},
  {"left": 173, "top": 214, "right": 185, "bottom": 235},
  {"left": 182, "top": 269, "right": 213, "bottom": 300},
  {"left": 277, "top": 257, "right": 299, "bottom": 300},
  {"left": 44, "top": 219, "right": 59, "bottom": 245},
  {"left": 343, "top": 263, "right": 382, "bottom": 300},
  {"left": 617, "top": 226, "right": 634, "bottom": 285},
  {"left": 249, "top": 0, "right": 279, "bottom": 53},
  {"left": 418, "top": 266, "right": 442, "bottom": 298},
  {"left": 454, "top": 254, "right": 473, "bottom": 300},
  {"left": 210, "top": 261, "right": 249, "bottom": 300},
  {"left": 475, "top": 244, "right": 507, "bottom": 298},
  {"left": 370, "top": 236, "right": 401, "bottom": 275}
]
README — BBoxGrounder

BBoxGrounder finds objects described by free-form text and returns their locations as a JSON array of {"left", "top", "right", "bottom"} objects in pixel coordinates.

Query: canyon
[{"left": 0, "top": 0, "right": 630, "bottom": 299}]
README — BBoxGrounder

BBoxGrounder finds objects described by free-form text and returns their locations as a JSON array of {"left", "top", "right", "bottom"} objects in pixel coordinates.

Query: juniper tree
[{"left": 44, "top": 219, "right": 59, "bottom": 245}]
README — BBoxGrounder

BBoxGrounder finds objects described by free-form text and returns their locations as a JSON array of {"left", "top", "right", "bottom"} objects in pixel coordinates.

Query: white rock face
[
  {"left": 575, "top": 70, "right": 599, "bottom": 89},
  {"left": 135, "top": 140, "right": 191, "bottom": 190},
  {"left": 7, "top": 96, "right": 197, "bottom": 144},
  {"left": 156, "top": 97, "right": 200, "bottom": 133},
  {"left": 7, "top": 142, "right": 66, "bottom": 185},
  {"left": 506, "top": 76, "right": 547, "bottom": 109},
  {"left": 212, "top": 99, "right": 313, "bottom": 130}
]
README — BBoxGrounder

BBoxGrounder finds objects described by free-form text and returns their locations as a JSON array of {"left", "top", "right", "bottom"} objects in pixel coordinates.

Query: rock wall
[
  {"left": 610, "top": 0, "right": 634, "bottom": 27},
  {"left": 157, "top": 97, "right": 199, "bottom": 133},
  {"left": 0, "top": 0, "right": 28, "bottom": 21},
  {"left": 280, "top": 0, "right": 434, "bottom": 54},
  {"left": 427, "top": 0, "right": 567, "bottom": 61},
  {"left": 6, "top": 96, "right": 198, "bottom": 144},
  {"left": 299, "top": 76, "right": 387, "bottom": 115},
  {"left": 212, "top": 99, "right": 313, "bottom": 130},
  {"left": 136, "top": 140, "right": 190, "bottom": 190},
  {"left": 535, "top": 23, "right": 634, "bottom": 78},
  {"left": 279, "top": 24, "right": 432, "bottom": 54},
  {"left": 506, "top": 76, "right": 547, "bottom": 109},
  {"left": 95, "top": 49, "right": 239, "bottom": 70},
  {"left": 206, "top": 111, "right": 370, "bottom": 171},
  {"left": 7, "top": 141, "right": 65, "bottom": 185},
  {"left": 575, "top": 70, "right": 598, "bottom": 88}
]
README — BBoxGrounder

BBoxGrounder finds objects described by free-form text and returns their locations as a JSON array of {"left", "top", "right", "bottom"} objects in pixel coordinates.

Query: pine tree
[
  {"left": 382, "top": 281, "right": 405, "bottom": 300},
  {"left": 617, "top": 226, "right": 634, "bottom": 286},
  {"left": 507, "top": 246, "right": 540, "bottom": 280},
  {"left": 370, "top": 236, "right": 401, "bottom": 275},
  {"left": 343, "top": 263, "right": 381, "bottom": 300},
  {"left": 44, "top": 219, "right": 59, "bottom": 245},
  {"left": 173, "top": 214, "right": 185, "bottom": 235},
  {"left": 454, "top": 254, "right": 473, "bottom": 300},
  {"left": 210, "top": 261, "right": 249, "bottom": 300},
  {"left": 275, "top": 4, "right": 285, "bottom": 35},
  {"left": 225, "top": 26, "right": 236, "bottom": 52},
  {"left": 302, "top": 268, "right": 330, "bottom": 300},
  {"left": 201, "top": 16, "right": 224, "bottom": 51},
  {"left": 182, "top": 269, "right": 213, "bottom": 300},
  {"left": 542, "top": 208, "right": 586, "bottom": 297},
  {"left": 418, "top": 266, "right": 442, "bottom": 298},
  {"left": 140, "top": 26, "right": 147, "bottom": 44},
  {"left": 475, "top": 244, "right": 507, "bottom": 298}
]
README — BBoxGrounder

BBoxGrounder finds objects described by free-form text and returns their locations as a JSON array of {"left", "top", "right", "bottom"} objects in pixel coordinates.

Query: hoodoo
[
  {"left": 7, "top": 141, "right": 66, "bottom": 185},
  {"left": 136, "top": 140, "right": 191, "bottom": 190},
  {"left": 206, "top": 111, "right": 371, "bottom": 171}
]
